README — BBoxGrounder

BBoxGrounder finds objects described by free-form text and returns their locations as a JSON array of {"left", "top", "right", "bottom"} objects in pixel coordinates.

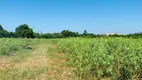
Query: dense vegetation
[
  {"left": 57, "top": 38, "right": 142, "bottom": 80},
  {"left": 1, "top": 24, "right": 142, "bottom": 38},
  {"left": 0, "top": 37, "right": 142, "bottom": 79}
]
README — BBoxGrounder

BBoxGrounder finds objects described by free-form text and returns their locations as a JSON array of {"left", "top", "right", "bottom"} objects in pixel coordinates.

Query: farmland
[
  {"left": 57, "top": 38, "right": 142, "bottom": 80},
  {"left": 0, "top": 38, "right": 142, "bottom": 80}
]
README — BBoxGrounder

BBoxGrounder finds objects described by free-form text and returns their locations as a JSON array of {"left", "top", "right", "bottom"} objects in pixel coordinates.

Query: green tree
[
  {"left": 61, "top": 30, "right": 79, "bottom": 37},
  {"left": 40, "top": 33, "right": 52, "bottom": 38},
  {"left": 9, "top": 32, "right": 18, "bottom": 38},
  {"left": 0, "top": 30, "right": 9, "bottom": 38},
  {"left": 15, "top": 24, "right": 34, "bottom": 38},
  {"left": 61, "top": 30, "right": 70, "bottom": 37},
  {"left": 0, "top": 25, "right": 10, "bottom": 38},
  {"left": 52, "top": 33, "right": 64, "bottom": 38},
  {"left": 83, "top": 30, "right": 87, "bottom": 35},
  {"left": 0, "top": 25, "right": 4, "bottom": 30},
  {"left": 33, "top": 32, "right": 40, "bottom": 38}
]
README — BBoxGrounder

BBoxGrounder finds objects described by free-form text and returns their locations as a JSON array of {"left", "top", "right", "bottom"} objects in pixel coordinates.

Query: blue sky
[{"left": 0, "top": 0, "right": 142, "bottom": 34}]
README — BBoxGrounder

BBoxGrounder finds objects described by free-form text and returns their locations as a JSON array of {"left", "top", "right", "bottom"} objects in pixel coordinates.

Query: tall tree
[
  {"left": 83, "top": 30, "right": 87, "bottom": 35},
  {"left": 0, "top": 25, "right": 4, "bottom": 30},
  {"left": 61, "top": 30, "right": 70, "bottom": 37},
  {"left": 52, "top": 33, "right": 64, "bottom": 38},
  {"left": 15, "top": 24, "right": 34, "bottom": 38},
  {"left": 0, "top": 25, "right": 10, "bottom": 38},
  {"left": 61, "top": 30, "right": 79, "bottom": 37},
  {"left": 40, "top": 33, "right": 52, "bottom": 38}
]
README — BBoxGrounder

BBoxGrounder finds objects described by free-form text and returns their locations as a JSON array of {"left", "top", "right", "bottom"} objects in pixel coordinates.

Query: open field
[
  {"left": 1, "top": 0, "right": 142, "bottom": 80},
  {"left": 0, "top": 38, "right": 142, "bottom": 80}
]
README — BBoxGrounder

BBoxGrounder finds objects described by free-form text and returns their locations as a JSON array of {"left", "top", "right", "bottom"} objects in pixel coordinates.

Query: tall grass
[
  {"left": 57, "top": 38, "right": 142, "bottom": 80},
  {"left": 0, "top": 38, "right": 42, "bottom": 56}
]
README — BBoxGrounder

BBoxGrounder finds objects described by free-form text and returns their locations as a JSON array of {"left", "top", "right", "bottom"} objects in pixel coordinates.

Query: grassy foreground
[
  {"left": 0, "top": 39, "right": 74, "bottom": 80},
  {"left": 0, "top": 38, "right": 142, "bottom": 80}
]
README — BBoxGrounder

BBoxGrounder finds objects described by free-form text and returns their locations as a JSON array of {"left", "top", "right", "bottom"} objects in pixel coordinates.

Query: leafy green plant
[{"left": 57, "top": 38, "right": 142, "bottom": 80}]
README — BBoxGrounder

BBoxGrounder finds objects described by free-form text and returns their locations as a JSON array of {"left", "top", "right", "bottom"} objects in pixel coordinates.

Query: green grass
[
  {"left": 0, "top": 66, "right": 48, "bottom": 80},
  {"left": 0, "top": 38, "right": 50, "bottom": 80},
  {"left": 0, "top": 39, "right": 73, "bottom": 80},
  {"left": 0, "top": 38, "right": 42, "bottom": 56},
  {"left": 11, "top": 49, "right": 32, "bottom": 63}
]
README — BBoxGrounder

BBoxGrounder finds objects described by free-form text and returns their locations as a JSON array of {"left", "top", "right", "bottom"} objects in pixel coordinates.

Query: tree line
[{"left": 0, "top": 24, "right": 142, "bottom": 38}]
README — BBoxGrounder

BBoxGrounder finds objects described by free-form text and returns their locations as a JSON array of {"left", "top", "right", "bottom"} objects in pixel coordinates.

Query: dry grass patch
[{"left": 0, "top": 41, "right": 76, "bottom": 80}]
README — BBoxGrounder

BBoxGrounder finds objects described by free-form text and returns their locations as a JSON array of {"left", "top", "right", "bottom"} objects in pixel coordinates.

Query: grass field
[
  {"left": 0, "top": 38, "right": 142, "bottom": 80},
  {"left": 0, "top": 38, "right": 74, "bottom": 80}
]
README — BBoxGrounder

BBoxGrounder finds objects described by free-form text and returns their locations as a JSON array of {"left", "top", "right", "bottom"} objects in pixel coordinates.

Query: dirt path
[
  {"left": 0, "top": 42, "right": 75, "bottom": 80},
  {"left": 32, "top": 43, "right": 75, "bottom": 80}
]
